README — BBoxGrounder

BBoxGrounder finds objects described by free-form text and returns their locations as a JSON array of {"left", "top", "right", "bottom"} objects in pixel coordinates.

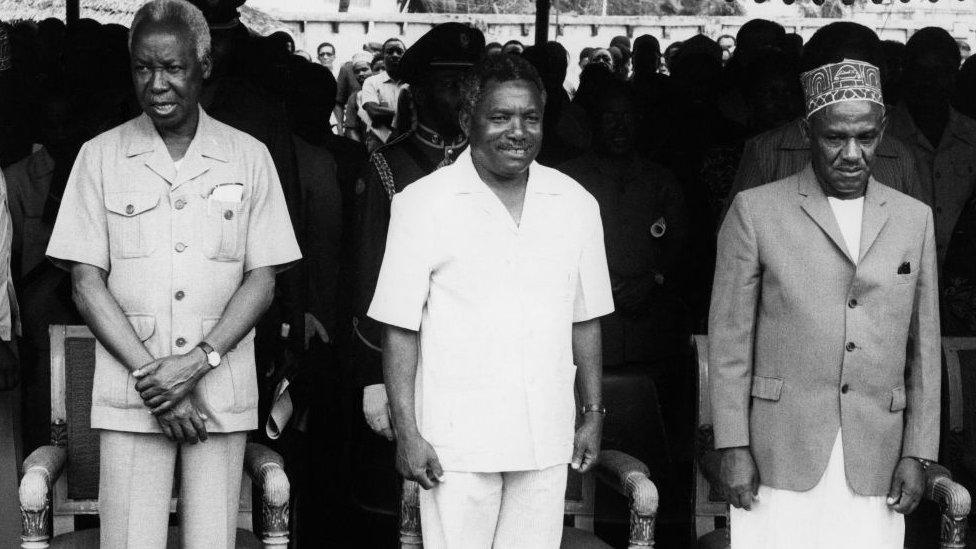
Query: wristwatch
[
  {"left": 580, "top": 404, "right": 607, "bottom": 416},
  {"left": 197, "top": 341, "right": 221, "bottom": 368},
  {"left": 906, "top": 456, "right": 934, "bottom": 470}
]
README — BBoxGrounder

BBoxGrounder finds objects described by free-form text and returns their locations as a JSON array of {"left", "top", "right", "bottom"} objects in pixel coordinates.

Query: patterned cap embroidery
[{"left": 800, "top": 59, "right": 884, "bottom": 118}]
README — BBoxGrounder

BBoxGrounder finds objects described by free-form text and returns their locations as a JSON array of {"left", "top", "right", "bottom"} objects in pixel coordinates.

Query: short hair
[
  {"left": 382, "top": 37, "right": 404, "bottom": 52},
  {"left": 486, "top": 41, "right": 502, "bottom": 50},
  {"left": 503, "top": 39, "right": 524, "bottom": 48},
  {"left": 460, "top": 53, "right": 545, "bottom": 119},
  {"left": 717, "top": 34, "right": 736, "bottom": 45},
  {"left": 129, "top": 0, "right": 211, "bottom": 62},
  {"left": 580, "top": 47, "right": 595, "bottom": 62},
  {"left": 317, "top": 41, "right": 335, "bottom": 54}
]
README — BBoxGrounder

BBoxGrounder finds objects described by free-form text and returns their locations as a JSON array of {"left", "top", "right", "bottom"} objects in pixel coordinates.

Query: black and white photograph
[{"left": 0, "top": 0, "right": 975, "bottom": 547}]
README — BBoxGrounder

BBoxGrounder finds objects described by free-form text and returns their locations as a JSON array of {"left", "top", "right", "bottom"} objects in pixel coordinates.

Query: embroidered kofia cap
[{"left": 800, "top": 59, "right": 884, "bottom": 118}]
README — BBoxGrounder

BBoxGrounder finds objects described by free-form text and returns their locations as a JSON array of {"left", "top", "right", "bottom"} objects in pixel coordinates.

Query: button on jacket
[
  {"left": 46, "top": 108, "right": 302, "bottom": 433},
  {"left": 367, "top": 150, "right": 614, "bottom": 472},
  {"left": 886, "top": 105, "right": 976, "bottom": 270}
]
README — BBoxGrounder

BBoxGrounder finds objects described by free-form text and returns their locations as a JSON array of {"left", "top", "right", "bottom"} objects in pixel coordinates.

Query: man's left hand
[
  {"left": 887, "top": 457, "right": 925, "bottom": 514},
  {"left": 571, "top": 414, "right": 603, "bottom": 473},
  {"left": 133, "top": 350, "right": 209, "bottom": 415}
]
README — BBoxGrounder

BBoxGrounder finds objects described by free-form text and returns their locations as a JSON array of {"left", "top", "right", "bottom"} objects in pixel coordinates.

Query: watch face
[{"left": 207, "top": 351, "right": 221, "bottom": 367}]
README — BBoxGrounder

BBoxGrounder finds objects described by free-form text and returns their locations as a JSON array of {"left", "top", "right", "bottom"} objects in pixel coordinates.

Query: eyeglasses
[{"left": 318, "top": 51, "right": 335, "bottom": 58}]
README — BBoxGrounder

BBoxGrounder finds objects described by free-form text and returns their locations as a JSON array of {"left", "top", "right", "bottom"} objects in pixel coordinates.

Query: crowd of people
[{"left": 1, "top": 0, "right": 976, "bottom": 547}]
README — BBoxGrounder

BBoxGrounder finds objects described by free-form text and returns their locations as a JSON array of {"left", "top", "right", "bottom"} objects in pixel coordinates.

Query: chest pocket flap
[
  {"left": 104, "top": 192, "right": 160, "bottom": 259},
  {"left": 105, "top": 192, "right": 160, "bottom": 217}
]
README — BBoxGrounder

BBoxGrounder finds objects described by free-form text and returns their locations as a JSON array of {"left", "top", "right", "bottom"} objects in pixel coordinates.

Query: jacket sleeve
[
  {"left": 708, "top": 192, "right": 762, "bottom": 449},
  {"left": 902, "top": 209, "right": 941, "bottom": 461},
  {"left": 352, "top": 156, "right": 392, "bottom": 388}
]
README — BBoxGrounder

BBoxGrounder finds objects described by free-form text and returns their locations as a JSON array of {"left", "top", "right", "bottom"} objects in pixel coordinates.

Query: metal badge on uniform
[
  {"left": 208, "top": 183, "right": 244, "bottom": 202},
  {"left": 898, "top": 262, "right": 911, "bottom": 275},
  {"left": 650, "top": 217, "right": 667, "bottom": 238}
]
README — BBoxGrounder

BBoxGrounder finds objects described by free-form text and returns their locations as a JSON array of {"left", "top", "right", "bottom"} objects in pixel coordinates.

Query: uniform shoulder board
[
  {"left": 368, "top": 150, "right": 397, "bottom": 201},
  {"left": 368, "top": 131, "right": 415, "bottom": 201}
]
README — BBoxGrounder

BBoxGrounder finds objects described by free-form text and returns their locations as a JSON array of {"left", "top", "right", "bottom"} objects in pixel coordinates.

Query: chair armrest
[
  {"left": 244, "top": 443, "right": 289, "bottom": 548},
  {"left": 596, "top": 449, "right": 659, "bottom": 548},
  {"left": 923, "top": 464, "right": 970, "bottom": 549},
  {"left": 399, "top": 480, "right": 422, "bottom": 549},
  {"left": 20, "top": 445, "right": 67, "bottom": 548}
]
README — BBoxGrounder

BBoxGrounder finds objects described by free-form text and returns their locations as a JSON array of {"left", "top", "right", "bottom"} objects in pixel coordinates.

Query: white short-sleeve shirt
[{"left": 368, "top": 149, "right": 614, "bottom": 472}]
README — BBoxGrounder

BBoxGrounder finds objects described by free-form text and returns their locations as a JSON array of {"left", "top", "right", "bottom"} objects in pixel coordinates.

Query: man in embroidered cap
[
  {"left": 727, "top": 22, "right": 918, "bottom": 218},
  {"left": 349, "top": 21, "right": 484, "bottom": 515},
  {"left": 709, "top": 55, "right": 940, "bottom": 548}
]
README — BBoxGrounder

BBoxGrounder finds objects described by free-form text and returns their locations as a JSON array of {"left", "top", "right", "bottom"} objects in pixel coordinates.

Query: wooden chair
[
  {"left": 691, "top": 335, "right": 729, "bottom": 549},
  {"left": 18, "top": 325, "right": 291, "bottom": 549},
  {"left": 939, "top": 337, "right": 976, "bottom": 547},
  {"left": 693, "top": 334, "right": 971, "bottom": 549}
]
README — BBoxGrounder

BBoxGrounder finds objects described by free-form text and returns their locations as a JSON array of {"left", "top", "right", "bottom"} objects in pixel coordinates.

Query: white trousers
[
  {"left": 731, "top": 430, "right": 904, "bottom": 549},
  {"left": 98, "top": 430, "right": 247, "bottom": 549},
  {"left": 419, "top": 464, "right": 568, "bottom": 549}
]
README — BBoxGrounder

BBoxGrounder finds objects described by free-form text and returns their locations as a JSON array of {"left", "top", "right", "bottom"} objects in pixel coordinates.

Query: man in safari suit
[{"left": 709, "top": 59, "right": 941, "bottom": 548}]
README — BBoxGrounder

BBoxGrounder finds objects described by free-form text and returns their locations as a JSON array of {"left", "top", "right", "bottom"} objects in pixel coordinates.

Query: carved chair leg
[
  {"left": 939, "top": 512, "right": 967, "bottom": 549},
  {"left": 399, "top": 479, "right": 422, "bottom": 549},
  {"left": 628, "top": 508, "right": 656, "bottom": 549},
  {"left": 20, "top": 499, "right": 51, "bottom": 549},
  {"left": 258, "top": 466, "right": 290, "bottom": 549}
]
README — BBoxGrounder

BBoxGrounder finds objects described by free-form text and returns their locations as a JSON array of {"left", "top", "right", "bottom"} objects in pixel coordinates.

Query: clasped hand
[
  {"left": 134, "top": 351, "right": 210, "bottom": 443},
  {"left": 134, "top": 351, "right": 208, "bottom": 414}
]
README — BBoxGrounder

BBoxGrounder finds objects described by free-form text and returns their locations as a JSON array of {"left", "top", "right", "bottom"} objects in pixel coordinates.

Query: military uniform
[
  {"left": 353, "top": 126, "right": 468, "bottom": 387},
  {"left": 347, "top": 22, "right": 484, "bottom": 514}
]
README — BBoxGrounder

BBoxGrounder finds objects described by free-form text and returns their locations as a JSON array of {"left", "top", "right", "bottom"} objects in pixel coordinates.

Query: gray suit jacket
[{"left": 708, "top": 165, "right": 941, "bottom": 496}]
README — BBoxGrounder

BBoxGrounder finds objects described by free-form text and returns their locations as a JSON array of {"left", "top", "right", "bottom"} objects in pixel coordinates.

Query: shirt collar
[{"left": 123, "top": 106, "right": 229, "bottom": 163}]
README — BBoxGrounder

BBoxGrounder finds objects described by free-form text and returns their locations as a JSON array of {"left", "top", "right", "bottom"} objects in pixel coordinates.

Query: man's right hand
[
  {"left": 156, "top": 399, "right": 208, "bottom": 444},
  {"left": 719, "top": 446, "right": 760, "bottom": 510},
  {"left": 395, "top": 432, "right": 444, "bottom": 490},
  {"left": 363, "top": 383, "right": 394, "bottom": 440}
]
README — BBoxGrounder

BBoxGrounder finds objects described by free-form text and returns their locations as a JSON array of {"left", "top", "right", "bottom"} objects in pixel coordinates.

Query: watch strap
[
  {"left": 580, "top": 404, "right": 607, "bottom": 415},
  {"left": 197, "top": 341, "right": 220, "bottom": 367}
]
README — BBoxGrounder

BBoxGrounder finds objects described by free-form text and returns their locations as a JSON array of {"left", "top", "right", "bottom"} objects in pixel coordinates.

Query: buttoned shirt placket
[{"left": 483, "top": 175, "right": 553, "bottom": 469}]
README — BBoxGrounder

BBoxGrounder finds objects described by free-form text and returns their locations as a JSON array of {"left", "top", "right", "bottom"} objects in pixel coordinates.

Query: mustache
[{"left": 497, "top": 140, "right": 536, "bottom": 150}]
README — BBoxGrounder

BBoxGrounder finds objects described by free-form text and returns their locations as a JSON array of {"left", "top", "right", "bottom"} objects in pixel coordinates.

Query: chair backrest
[
  {"left": 692, "top": 335, "right": 728, "bottom": 535},
  {"left": 50, "top": 325, "right": 117, "bottom": 518},
  {"left": 48, "top": 325, "right": 251, "bottom": 525},
  {"left": 941, "top": 337, "right": 976, "bottom": 472}
]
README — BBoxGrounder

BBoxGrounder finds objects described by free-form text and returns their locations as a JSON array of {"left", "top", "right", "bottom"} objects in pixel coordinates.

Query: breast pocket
[
  {"left": 104, "top": 192, "right": 160, "bottom": 259},
  {"left": 202, "top": 198, "right": 247, "bottom": 262}
]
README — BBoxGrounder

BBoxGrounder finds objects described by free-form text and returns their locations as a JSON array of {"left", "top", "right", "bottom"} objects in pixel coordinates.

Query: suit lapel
[
  {"left": 858, "top": 180, "right": 889, "bottom": 263},
  {"left": 797, "top": 167, "right": 855, "bottom": 264}
]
